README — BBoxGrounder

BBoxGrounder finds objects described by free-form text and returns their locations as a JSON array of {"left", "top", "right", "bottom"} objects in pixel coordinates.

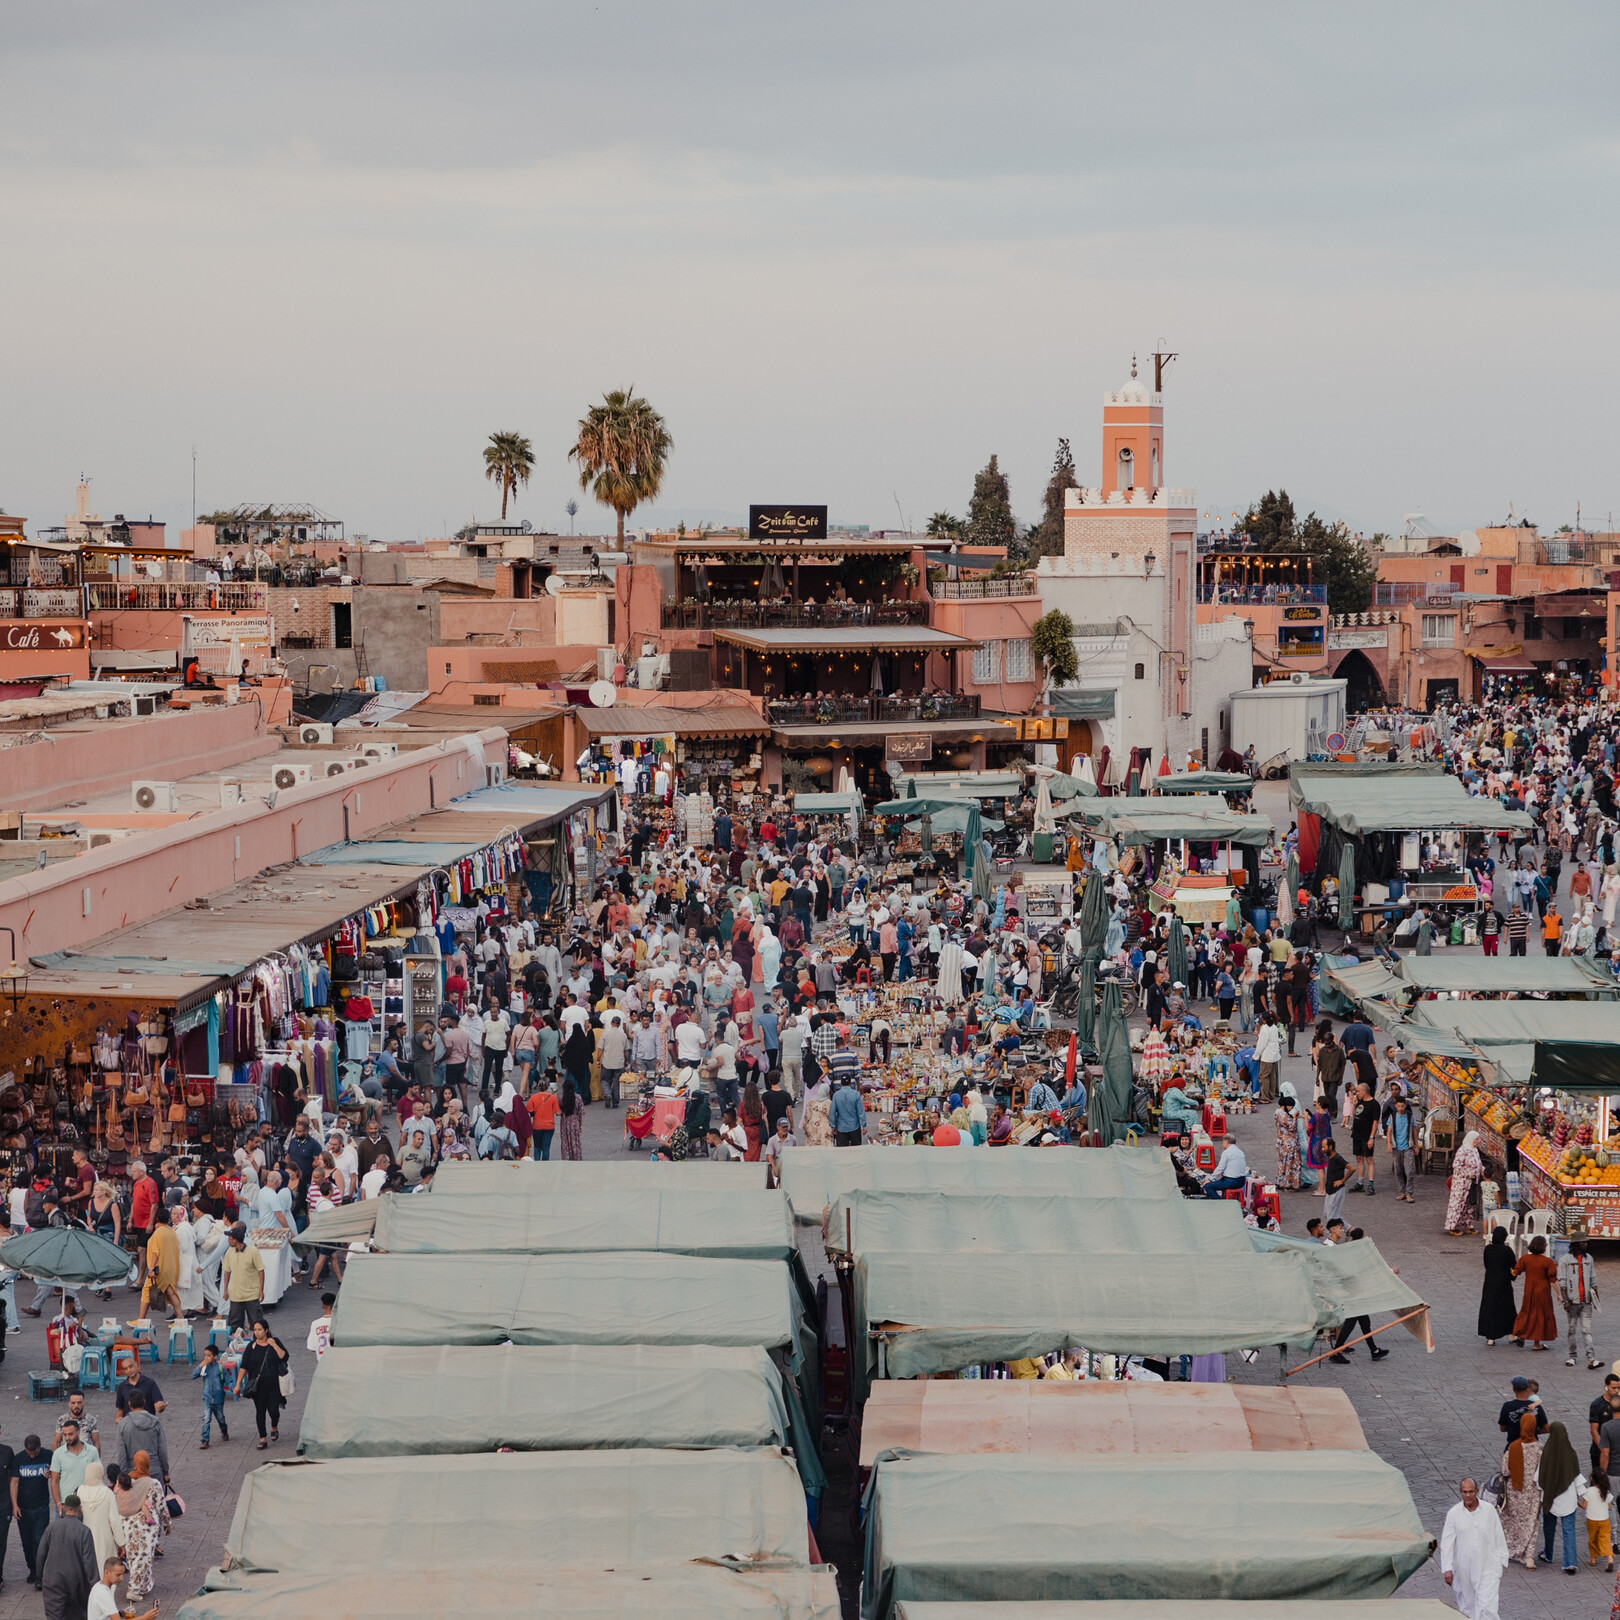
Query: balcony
[
  {"left": 85, "top": 582, "right": 268, "bottom": 612},
  {"left": 0, "top": 588, "right": 81, "bottom": 618},
  {"left": 662, "top": 599, "right": 930, "bottom": 631},
  {"left": 1196, "top": 583, "right": 1325, "bottom": 606},
  {"left": 767, "top": 693, "right": 981, "bottom": 727},
  {"left": 932, "top": 575, "right": 1038, "bottom": 599}
]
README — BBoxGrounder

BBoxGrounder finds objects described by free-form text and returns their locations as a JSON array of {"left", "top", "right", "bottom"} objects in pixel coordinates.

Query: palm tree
[
  {"left": 483, "top": 431, "right": 535, "bottom": 521},
  {"left": 568, "top": 389, "right": 673, "bottom": 544}
]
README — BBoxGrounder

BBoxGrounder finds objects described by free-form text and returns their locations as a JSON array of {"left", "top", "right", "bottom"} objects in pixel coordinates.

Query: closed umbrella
[
  {"left": 1087, "top": 978, "right": 1133, "bottom": 1144},
  {"left": 1078, "top": 867, "right": 1108, "bottom": 962},
  {"left": 1075, "top": 752, "right": 1097, "bottom": 788},
  {"left": 1167, "top": 914, "right": 1189, "bottom": 991},
  {"left": 1076, "top": 958, "right": 1096, "bottom": 1048},
  {"left": 1033, "top": 776, "right": 1055, "bottom": 835},
  {"left": 1277, "top": 849, "right": 1298, "bottom": 929},
  {"left": 920, "top": 812, "right": 933, "bottom": 856},
  {"left": 964, "top": 803, "right": 983, "bottom": 878},
  {"left": 1338, "top": 841, "right": 1355, "bottom": 932}
]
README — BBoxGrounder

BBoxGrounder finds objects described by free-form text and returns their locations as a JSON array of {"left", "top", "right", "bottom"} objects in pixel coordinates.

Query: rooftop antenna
[
  {"left": 1151, "top": 346, "right": 1178, "bottom": 392},
  {"left": 893, "top": 492, "right": 908, "bottom": 535},
  {"left": 191, "top": 446, "right": 197, "bottom": 531}
]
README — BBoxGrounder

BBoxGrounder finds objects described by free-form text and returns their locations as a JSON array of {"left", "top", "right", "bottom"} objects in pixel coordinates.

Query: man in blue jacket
[{"left": 828, "top": 1077, "right": 866, "bottom": 1146}]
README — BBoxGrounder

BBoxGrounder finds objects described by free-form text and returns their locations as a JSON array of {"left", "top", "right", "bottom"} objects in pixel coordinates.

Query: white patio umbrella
[
  {"left": 1033, "top": 775, "right": 1055, "bottom": 835},
  {"left": 1075, "top": 752, "right": 1097, "bottom": 788}
]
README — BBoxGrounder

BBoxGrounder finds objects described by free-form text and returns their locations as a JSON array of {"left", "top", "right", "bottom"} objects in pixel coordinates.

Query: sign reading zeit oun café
[{"left": 749, "top": 505, "right": 828, "bottom": 541}]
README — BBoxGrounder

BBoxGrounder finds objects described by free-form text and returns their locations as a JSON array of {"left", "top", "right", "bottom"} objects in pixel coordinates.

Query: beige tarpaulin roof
[
  {"left": 858, "top": 1382, "right": 1366, "bottom": 1468},
  {"left": 223, "top": 1450, "right": 809, "bottom": 1574},
  {"left": 182, "top": 1563, "right": 841, "bottom": 1620}
]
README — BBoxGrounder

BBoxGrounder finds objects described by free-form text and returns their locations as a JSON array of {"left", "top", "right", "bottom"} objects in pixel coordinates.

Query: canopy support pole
[{"left": 1284, "top": 1307, "right": 1430, "bottom": 1377}]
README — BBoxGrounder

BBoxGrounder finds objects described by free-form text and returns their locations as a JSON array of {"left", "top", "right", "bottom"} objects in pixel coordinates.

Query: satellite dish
[
  {"left": 520, "top": 519, "right": 532, "bottom": 534},
  {"left": 588, "top": 680, "right": 618, "bottom": 708},
  {"left": 545, "top": 574, "right": 564, "bottom": 596}
]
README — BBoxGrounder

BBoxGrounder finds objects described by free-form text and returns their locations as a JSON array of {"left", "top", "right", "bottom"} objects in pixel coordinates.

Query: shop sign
[
  {"left": 3, "top": 620, "right": 83, "bottom": 650},
  {"left": 885, "top": 733, "right": 933, "bottom": 762},
  {"left": 1283, "top": 605, "right": 1320, "bottom": 620},
  {"left": 188, "top": 614, "right": 271, "bottom": 646},
  {"left": 749, "top": 505, "right": 828, "bottom": 541},
  {"left": 1329, "top": 629, "right": 1388, "bottom": 649}
]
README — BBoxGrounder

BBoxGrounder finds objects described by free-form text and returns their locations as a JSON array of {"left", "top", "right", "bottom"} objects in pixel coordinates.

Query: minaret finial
[{"left": 1130, "top": 354, "right": 1137, "bottom": 379}]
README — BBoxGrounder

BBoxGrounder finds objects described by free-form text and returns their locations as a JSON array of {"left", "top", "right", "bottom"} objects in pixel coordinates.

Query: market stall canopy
[
  {"left": 897, "top": 771, "right": 1023, "bottom": 798},
  {"left": 1531, "top": 1041, "right": 1620, "bottom": 1095},
  {"left": 1396, "top": 956, "right": 1617, "bottom": 997},
  {"left": 858, "top": 1382, "right": 1366, "bottom": 1467},
  {"left": 794, "top": 791, "right": 862, "bottom": 816},
  {"left": 825, "top": 1191, "right": 1256, "bottom": 1258},
  {"left": 1042, "top": 770, "right": 1098, "bottom": 801},
  {"left": 289, "top": 1201, "right": 378, "bottom": 1250},
  {"left": 1153, "top": 771, "right": 1254, "bottom": 796},
  {"left": 1050, "top": 688, "right": 1116, "bottom": 720},
  {"left": 368, "top": 1186, "right": 797, "bottom": 1263},
  {"left": 853, "top": 1250, "right": 1325, "bottom": 1388},
  {"left": 1407, "top": 1000, "right": 1620, "bottom": 1048},
  {"left": 182, "top": 1564, "right": 842, "bottom": 1620},
  {"left": 872, "top": 801, "right": 1002, "bottom": 834},
  {"left": 573, "top": 703, "right": 768, "bottom": 739},
  {"left": 861, "top": 1451, "right": 1432, "bottom": 1618},
  {"left": 893, "top": 1605, "right": 1456, "bottom": 1620},
  {"left": 329, "top": 1251, "right": 817, "bottom": 1399},
  {"left": 1289, "top": 767, "right": 1534, "bottom": 835},
  {"left": 1319, "top": 957, "right": 1403, "bottom": 1019},
  {"left": 222, "top": 1449, "right": 810, "bottom": 1576},
  {"left": 1250, "top": 1230, "right": 1432, "bottom": 1349},
  {"left": 776, "top": 1143, "right": 1178, "bottom": 1226},
  {"left": 1057, "top": 795, "right": 1272, "bottom": 846},
  {"left": 298, "top": 1344, "right": 790, "bottom": 1459},
  {"left": 428, "top": 1159, "right": 759, "bottom": 1192}
]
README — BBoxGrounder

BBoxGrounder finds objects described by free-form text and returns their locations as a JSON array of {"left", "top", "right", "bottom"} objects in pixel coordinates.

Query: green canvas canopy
[
  {"left": 794, "top": 791, "right": 862, "bottom": 817},
  {"left": 1532, "top": 1041, "right": 1620, "bottom": 1095},
  {"left": 894, "top": 1604, "right": 1457, "bottom": 1620},
  {"left": 854, "top": 1250, "right": 1325, "bottom": 1390},
  {"left": 222, "top": 1449, "right": 810, "bottom": 1576},
  {"left": 182, "top": 1564, "right": 841, "bottom": 1620},
  {"left": 776, "top": 1144, "right": 1177, "bottom": 1226},
  {"left": 290, "top": 1201, "right": 379, "bottom": 1250},
  {"left": 430, "top": 1160, "right": 765, "bottom": 1192},
  {"left": 1044, "top": 771, "right": 1098, "bottom": 800},
  {"left": 1319, "top": 957, "right": 1403, "bottom": 1018},
  {"left": 824, "top": 1192, "right": 1255, "bottom": 1258},
  {"left": 369, "top": 1186, "right": 797, "bottom": 1261},
  {"left": 1407, "top": 1000, "right": 1620, "bottom": 1046},
  {"left": 299, "top": 1343, "right": 789, "bottom": 1458},
  {"left": 328, "top": 1251, "right": 818, "bottom": 1409},
  {"left": 862, "top": 1451, "right": 1432, "bottom": 1618},
  {"left": 1396, "top": 956, "right": 1617, "bottom": 997},
  {"left": 1289, "top": 769, "right": 1534, "bottom": 835},
  {"left": 1153, "top": 771, "right": 1254, "bottom": 795},
  {"left": 1249, "top": 1231, "right": 1432, "bottom": 1347},
  {"left": 1056, "top": 795, "right": 1272, "bottom": 846}
]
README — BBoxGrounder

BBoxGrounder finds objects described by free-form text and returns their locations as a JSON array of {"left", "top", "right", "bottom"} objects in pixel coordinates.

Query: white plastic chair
[
  {"left": 1519, "top": 1208, "right": 1555, "bottom": 1250},
  {"left": 1485, "top": 1208, "right": 1521, "bottom": 1253}
]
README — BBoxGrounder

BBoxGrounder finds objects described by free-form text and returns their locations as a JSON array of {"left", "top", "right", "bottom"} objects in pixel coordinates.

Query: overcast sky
[{"left": 3, "top": 3, "right": 1617, "bottom": 543}]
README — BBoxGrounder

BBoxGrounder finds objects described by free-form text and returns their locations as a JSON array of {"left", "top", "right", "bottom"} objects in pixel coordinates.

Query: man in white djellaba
[{"left": 1439, "top": 1476, "right": 1508, "bottom": 1620}]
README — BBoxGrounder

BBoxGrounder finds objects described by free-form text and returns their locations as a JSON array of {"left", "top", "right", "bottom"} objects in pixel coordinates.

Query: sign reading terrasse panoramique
[{"left": 748, "top": 505, "right": 828, "bottom": 541}]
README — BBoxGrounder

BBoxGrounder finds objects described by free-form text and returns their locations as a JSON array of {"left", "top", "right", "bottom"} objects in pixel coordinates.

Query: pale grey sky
[{"left": 2, "top": 3, "right": 1617, "bottom": 542}]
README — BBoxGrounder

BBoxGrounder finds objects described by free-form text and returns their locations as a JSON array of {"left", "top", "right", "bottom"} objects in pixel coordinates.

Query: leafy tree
[
  {"left": 482, "top": 431, "right": 534, "bottom": 521},
  {"left": 569, "top": 388, "right": 673, "bottom": 544},
  {"left": 1032, "top": 437, "right": 1076, "bottom": 558},
  {"left": 1235, "top": 487, "right": 1374, "bottom": 615},
  {"left": 966, "top": 454, "right": 1017, "bottom": 559},
  {"left": 926, "top": 511, "right": 966, "bottom": 543},
  {"left": 1032, "top": 608, "right": 1079, "bottom": 687}
]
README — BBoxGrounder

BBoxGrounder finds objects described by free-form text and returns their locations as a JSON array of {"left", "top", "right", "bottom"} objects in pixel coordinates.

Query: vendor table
[
  {"left": 1516, "top": 1131, "right": 1620, "bottom": 1238},
  {"left": 250, "top": 1226, "right": 293, "bottom": 1305}
]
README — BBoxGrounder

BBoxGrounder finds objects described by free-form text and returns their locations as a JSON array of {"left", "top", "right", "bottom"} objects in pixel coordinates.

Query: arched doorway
[
  {"left": 1061, "top": 721, "right": 1093, "bottom": 775},
  {"left": 1333, "top": 649, "right": 1385, "bottom": 714}
]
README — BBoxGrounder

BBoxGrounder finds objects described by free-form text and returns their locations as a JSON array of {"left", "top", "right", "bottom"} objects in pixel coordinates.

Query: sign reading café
[{"left": 748, "top": 505, "right": 829, "bottom": 542}]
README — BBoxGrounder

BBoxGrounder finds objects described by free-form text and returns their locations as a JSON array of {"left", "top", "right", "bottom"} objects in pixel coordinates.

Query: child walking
[
  {"left": 192, "top": 1342, "right": 230, "bottom": 1448},
  {"left": 1582, "top": 1467, "right": 1614, "bottom": 1572}
]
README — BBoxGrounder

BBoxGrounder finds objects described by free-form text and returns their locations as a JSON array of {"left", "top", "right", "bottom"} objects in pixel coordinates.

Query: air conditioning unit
[
  {"left": 272, "top": 764, "right": 314, "bottom": 791},
  {"left": 219, "top": 780, "right": 244, "bottom": 807},
  {"left": 1289, "top": 672, "right": 1306, "bottom": 685},
  {"left": 131, "top": 782, "right": 178, "bottom": 813},
  {"left": 299, "top": 723, "right": 334, "bottom": 745},
  {"left": 355, "top": 743, "right": 398, "bottom": 760},
  {"left": 350, "top": 756, "right": 373, "bottom": 768},
  {"left": 486, "top": 762, "right": 507, "bottom": 788},
  {"left": 323, "top": 759, "right": 355, "bottom": 778},
  {"left": 133, "top": 695, "right": 157, "bottom": 716},
  {"left": 85, "top": 829, "right": 135, "bottom": 850}
]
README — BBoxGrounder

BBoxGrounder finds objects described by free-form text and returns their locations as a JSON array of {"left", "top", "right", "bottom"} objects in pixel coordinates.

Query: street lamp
[{"left": 0, "top": 926, "right": 28, "bottom": 1014}]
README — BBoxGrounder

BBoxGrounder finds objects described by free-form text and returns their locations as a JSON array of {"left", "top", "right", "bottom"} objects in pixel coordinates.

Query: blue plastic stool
[
  {"left": 206, "top": 1323, "right": 231, "bottom": 1353},
  {"left": 167, "top": 1321, "right": 195, "bottom": 1365},
  {"left": 76, "top": 1345, "right": 109, "bottom": 1390}
]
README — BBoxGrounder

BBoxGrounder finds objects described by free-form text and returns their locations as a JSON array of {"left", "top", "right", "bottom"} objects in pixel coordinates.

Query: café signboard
[
  {"left": 885, "top": 733, "right": 933, "bottom": 762},
  {"left": 749, "top": 505, "right": 828, "bottom": 542},
  {"left": 3, "top": 620, "right": 83, "bottom": 650}
]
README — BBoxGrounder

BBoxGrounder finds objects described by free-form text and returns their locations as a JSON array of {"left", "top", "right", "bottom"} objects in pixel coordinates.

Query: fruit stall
[
  {"left": 1459, "top": 1086, "right": 1517, "bottom": 1171},
  {"left": 1515, "top": 1129, "right": 1620, "bottom": 1238}
]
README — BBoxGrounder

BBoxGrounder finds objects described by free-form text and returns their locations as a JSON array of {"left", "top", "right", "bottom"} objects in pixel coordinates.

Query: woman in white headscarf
[
  {"left": 78, "top": 1460, "right": 120, "bottom": 1572},
  {"left": 1445, "top": 1130, "right": 1484, "bottom": 1235},
  {"left": 172, "top": 1205, "right": 203, "bottom": 1316},
  {"left": 758, "top": 923, "right": 781, "bottom": 992}
]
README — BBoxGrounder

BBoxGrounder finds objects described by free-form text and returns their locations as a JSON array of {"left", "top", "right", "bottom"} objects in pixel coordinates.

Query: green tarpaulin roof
[
  {"left": 182, "top": 1564, "right": 841, "bottom": 1620},
  {"left": 298, "top": 1343, "right": 791, "bottom": 1459},
  {"left": 328, "top": 1251, "right": 818, "bottom": 1402},
  {"left": 862, "top": 1452, "right": 1432, "bottom": 1618},
  {"left": 856, "top": 1251, "right": 1325, "bottom": 1386},
  {"left": 1408, "top": 1000, "right": 1620, "bottom": 1046},
  {"left": 1249, "top": 1230, "right": 1430, "bottom": 1344},
  {"left": 290, "top": 1202, "right": 378, "bottom": 1249},
  {"left": 1289, "top": 770, "right": 1534, "bottom": 835},
  {"left": 369, "top": 1186, "right": 797, "bottom": 1262},
  {"left": 777, "top": 1144, "right": 1177, "bottom": 1226},
  {"left": 222, "top": 1449, "right": 810, "bottom": 1576},
  {"left": 894, "top": 1605, "right": 1457, "bottom": 1620},
  {"left": 1044, "top": 772, "right": 1098, "bottom": 800},
  {"left": 1396, "top": 956, "right": 1616, "bottom": 997},
  {"left": 1153, "top": 772, "right": 1254, "bottom": 795},
  {"left": 1320, "top": 958, "right": 1403, "bottom": 1017},
  {"left": 1056, "top": 795, "right": 1273, "bottom": 845},
  {"left": 794, "top": 791, "right": 862, "bottom": 816}
]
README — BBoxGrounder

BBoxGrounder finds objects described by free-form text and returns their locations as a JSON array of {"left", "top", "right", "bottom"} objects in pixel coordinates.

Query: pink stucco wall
[
  {"left": 0, "top": 727, "right": 507, "bottom": 958},
  {"left": 930, "top": 594, "right": 1042, "bottom": 712}
]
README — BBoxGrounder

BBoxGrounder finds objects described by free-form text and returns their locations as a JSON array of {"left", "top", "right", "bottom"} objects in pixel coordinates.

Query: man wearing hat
[{"left": 221, "top": 1224, "right": 266, "bottom": 1332}]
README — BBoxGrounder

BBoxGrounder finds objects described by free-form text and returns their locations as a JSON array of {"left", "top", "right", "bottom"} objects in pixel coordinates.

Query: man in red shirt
[
  {"left": 444, "top": 966, "right": 469, "bottom": 1013},
  {"left": 128, "top": 1160, "right": 162, "bottom": 1261},
  {"left": 526, "top": 1085, "right": 559, "bottom": 1160},
  {"left": 64, "top": 1147, "right": 96, "bottom": 1217}
]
